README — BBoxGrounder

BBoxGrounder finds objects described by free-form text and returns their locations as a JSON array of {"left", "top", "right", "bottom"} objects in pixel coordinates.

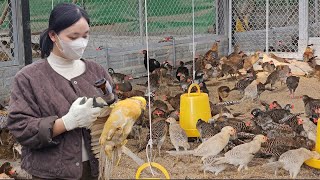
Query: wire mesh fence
[
  {"left": 25, "top": 0, "right": 219, "bottom": 72},
  {"left": 27, "top": 0, "right": 217, "bottom": 51},
  {"left": 309, "top": 0, "right": 320, "bottom": 37},
  {"left": 231, "top": 0, "right": 299, "bottom": 53},
  {"left": 0, "top": 0, "right": 13, "bottom": 62},
  {"left": 231, "top": 0, "right": 266, "bottom": 52}
]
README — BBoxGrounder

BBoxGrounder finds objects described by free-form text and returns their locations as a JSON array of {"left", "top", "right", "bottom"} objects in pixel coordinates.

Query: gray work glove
[{"left": 62, "top": 97, "right": 101, "bottom": 131}]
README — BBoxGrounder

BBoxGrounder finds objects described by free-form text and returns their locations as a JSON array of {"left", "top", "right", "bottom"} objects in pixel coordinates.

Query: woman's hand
[{"left": 61, "top": 97, "right": 101, "bottom": 131}]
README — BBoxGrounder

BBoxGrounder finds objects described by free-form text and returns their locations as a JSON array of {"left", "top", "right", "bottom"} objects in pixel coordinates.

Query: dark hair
[{"left": 40, "top": 3, "right": 90, "bottom": 58}]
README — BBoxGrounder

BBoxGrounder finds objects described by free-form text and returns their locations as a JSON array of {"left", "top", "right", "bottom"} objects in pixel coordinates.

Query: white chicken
[
  {"left": 202, "top": 135, "right": 267, "bottom": 175},
  {"left": 263, "top": 148, "right": 320, "bottom": 179},
  {"left": 166, "top": 126, "right": 236, "bottom": 160}
]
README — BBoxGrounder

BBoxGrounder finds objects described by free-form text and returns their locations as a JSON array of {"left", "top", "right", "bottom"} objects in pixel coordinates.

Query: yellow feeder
[
  {"left": 135, "top": 162, "right": 170, "bottom": 179},
  {"left": 179, "top": 83, "right": 211, "bottom": 137},
  {"left": 305, "top": 118, "right": 320, "bottom": 169}
]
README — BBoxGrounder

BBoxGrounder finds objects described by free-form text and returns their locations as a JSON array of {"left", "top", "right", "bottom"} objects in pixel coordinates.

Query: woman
[{"left": 7, "top": 3, "right": 116, "bottom": 179}]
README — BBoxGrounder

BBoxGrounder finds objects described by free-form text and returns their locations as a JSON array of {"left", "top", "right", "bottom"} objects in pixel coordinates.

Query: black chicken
[
  {"left": 142, "top": 50, "right": 160, "bottom": 73},
  {"left": 286, "top": 74, "right": 300, "bottom": 98}
]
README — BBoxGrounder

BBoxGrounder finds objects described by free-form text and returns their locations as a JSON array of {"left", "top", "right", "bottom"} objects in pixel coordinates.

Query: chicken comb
[
  {"left": 291, "top": 104, "right": 294, "bottom": 109},
  {"left": 269, "top": 103, "right": 274, "bottom": 110},
  {"left": 313, "top": 118, "right": 318, "bottom": 123},
  {"left": 9, "top": 169, "right": 15, "bottom": 175}
]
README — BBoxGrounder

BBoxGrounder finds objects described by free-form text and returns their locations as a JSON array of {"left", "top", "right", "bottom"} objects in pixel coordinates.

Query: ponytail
[{"left": 39, "top": 29, "right": 53, "bottom": 59}]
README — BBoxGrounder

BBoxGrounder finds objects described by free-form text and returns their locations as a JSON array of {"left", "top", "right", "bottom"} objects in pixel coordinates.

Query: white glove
[{"left": 62, "top": 97, "right": 101, "bottom": 131}]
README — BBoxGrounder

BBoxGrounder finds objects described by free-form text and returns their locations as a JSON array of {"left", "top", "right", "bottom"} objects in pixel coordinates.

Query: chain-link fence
[
  {"left": 25, "top": 0, "right": 220, "bottom": 75},
  {"left": 309, "top": 0, "right": 320, "bottom": 37},
  {"left": 28, "top": 0, "right": 217, "bottom": 59},
  {"left": 0, "top": 0, "right": 13, "bottom": 62},
  {"left": 231, "top": 0, "right": 299, "bottom": 53}
]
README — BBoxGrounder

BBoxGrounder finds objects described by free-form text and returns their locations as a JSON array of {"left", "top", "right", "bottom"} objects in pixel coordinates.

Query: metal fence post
[
  {"left": 316, "top": 0, "right": 319, "bottom": 27},
  {"left": 139, "top": 0, "right": 145, "bottom": 45},
  {"left": 21, "top": 0, "right": 32, "bottom": 65},
  {"left": 10, "top": 0, "right": 24, "bottom": 66},
  {"left": 228, "top": 0, "right": 232, "bottom": 54},
  {"left": 298, "top": 0, "right": 308, "bottom": 59},
  {"left": 215, "top": 0, "right": 218, "bottom": 34},
  {"left": 266, "top": 0, "right": 269, "bottom": 54}
]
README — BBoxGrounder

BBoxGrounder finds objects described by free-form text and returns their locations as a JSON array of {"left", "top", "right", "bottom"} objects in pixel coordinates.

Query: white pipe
[
  {"left": 144, "top": 0, "right": 154, "bottom": 174},
  {"left": 228, "top": 0, "right": 232, "bottom": 54},
  {"left": 192, "top": 0, "right": 195, "bottom": 80}
]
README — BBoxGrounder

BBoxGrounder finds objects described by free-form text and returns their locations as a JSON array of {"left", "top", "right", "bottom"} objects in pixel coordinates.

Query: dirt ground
[{"left": 1, "top": 73, "right": 320, "bottom": 179}]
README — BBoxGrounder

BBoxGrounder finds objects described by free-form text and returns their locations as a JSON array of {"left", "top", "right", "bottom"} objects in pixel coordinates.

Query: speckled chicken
[
  {"left": 214, "top": 116, "right": 250, "bottom": 133},
  {"left": 286, "top": 73, "right": 300, "bottom": 98},
  {"left": 233, "top": 76, "right": 255, "bottom": 94},
  {"left": 139, "top": 117, "right": 168, "bottom": 157},
  {"left": 166, "top": 126, "right": 236, "bottom": 159},
  {"left": 210, "top": 100, "right": 241, "bottom": 117},
  {"left": 250, "top": 109, "right": 293, "bottom": 137},
  {"left": 166, "top": 117, "right": 190, "bottom": 151},
  {"left": 302, "top": 95, "right": 320, "bottom": 118},
  {"left": 263, "top": 148, "right": 320, "bottom": 178},
  {"left": 258, "top": 135, "right": 315, "bottom": 161},
  {"left": 202, "top": 135, "right": 267, "bottom": 174},
  {"left": 196, "top": 119, "right": 219, "bottom": 142}
]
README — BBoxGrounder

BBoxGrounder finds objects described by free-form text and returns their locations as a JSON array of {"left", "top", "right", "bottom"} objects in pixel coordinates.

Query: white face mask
[{"left": 56, "top": 35, "right": 88, "bottom": 60}]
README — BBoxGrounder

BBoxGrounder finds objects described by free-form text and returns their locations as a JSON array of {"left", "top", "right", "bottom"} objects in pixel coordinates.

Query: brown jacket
[{"left": 7, "top": 59, "right": 115, "bottom": 179}]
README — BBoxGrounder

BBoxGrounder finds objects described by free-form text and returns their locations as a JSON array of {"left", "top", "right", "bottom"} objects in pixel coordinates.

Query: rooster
[{"left": 142, "top": 50, "right": 160, "bottom": 73}]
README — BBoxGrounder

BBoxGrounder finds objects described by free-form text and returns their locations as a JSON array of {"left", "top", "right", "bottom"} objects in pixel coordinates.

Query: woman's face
[{"left": 49, "top": 17, "right": 90, "bottom": 59}]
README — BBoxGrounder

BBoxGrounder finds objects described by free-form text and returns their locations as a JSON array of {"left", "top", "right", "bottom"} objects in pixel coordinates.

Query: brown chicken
[
  {"left": 217, "top": 86, "right": 234, "bottom": 102},
  {"left": 306, "top": 56, "right": 320, "bottom": 80},
  {"left": 243, "top": 51, "right": 261, "bottom": 71},
  {"left": 204, "top": 41, "right": 219, "bottom": 64},
  {"left": 269, "top": 53, "right": 289, "bottom": 63},
  {"left": 303, "top": 44, "right": 314, "bottom": 62}
]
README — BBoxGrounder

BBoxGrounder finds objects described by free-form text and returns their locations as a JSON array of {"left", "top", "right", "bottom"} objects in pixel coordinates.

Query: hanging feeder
[
  {"left": 304, "top": 118, "right": 320, "bottom": 169},
  {"left": 179, "top": 83, "right": 211, "bottom": 137}
]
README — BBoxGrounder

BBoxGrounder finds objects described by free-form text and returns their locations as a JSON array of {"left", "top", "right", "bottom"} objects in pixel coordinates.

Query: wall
[{"left": 86, "top": 35, "right": 228, "bottom": 77}]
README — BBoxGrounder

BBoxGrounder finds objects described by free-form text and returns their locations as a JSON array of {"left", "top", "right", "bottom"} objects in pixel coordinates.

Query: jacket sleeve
[{"left": 7, "top": 72, "right": 60, "bottom": 149}]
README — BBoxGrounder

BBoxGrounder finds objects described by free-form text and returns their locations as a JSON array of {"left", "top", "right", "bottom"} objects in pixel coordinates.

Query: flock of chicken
[{"left": 108, "top": 42, "right": 320, "bottom": 179}]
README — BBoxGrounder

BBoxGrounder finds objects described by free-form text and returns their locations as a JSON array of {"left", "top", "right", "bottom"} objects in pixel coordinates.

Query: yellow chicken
[{"left": 90, "top": 96, "right": 146, "bottom": 180}]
